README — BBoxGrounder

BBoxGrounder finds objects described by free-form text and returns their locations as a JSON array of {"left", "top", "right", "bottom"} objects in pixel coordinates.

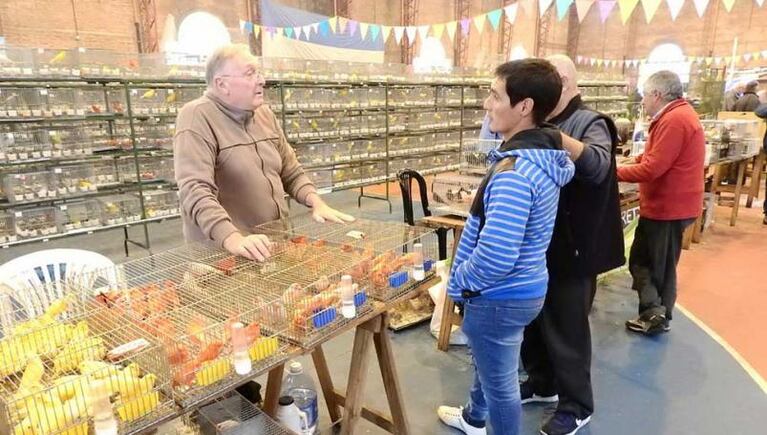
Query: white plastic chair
[{"left": 0, "top": 249, "right": 121, "bottom": 336}]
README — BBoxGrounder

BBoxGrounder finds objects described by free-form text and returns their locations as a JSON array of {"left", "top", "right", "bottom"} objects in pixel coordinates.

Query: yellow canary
[
  {"left": 106, "top": 372, "right": 156, "bottom": 399},
  {"left": 53, "top": 337, "right": 105, "bottom": 374},
  {"left": 141, "top": 89, "right": 156, "bottom": 99},
  {"left": 115, "top": 390, "right": 159, "bottom": 422},
  {"left": 195, "top": 358, "right": 230, "bottom": 387},
  {"left": 49, "top": 50, "right": 67, "bottom": 64},
  {"left": 0, "top": 338, "right": 29, "bottom": 378},
  {"left": 19, "top": 356, "right": 44, "bottom": 391},
  {"left": 78, "top": 360, "right": 120, "bottom": 379},
  {"left": 51, "top": 375, "right": 89, "bottom": 402}
]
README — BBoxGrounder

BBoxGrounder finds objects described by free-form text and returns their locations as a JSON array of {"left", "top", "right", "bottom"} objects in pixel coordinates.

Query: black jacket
[{"left": 546, "top": 96, "right": 625, "bottom": 278}]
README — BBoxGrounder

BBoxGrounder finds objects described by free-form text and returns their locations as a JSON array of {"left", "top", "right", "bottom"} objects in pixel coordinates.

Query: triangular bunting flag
[
  {"left": 757, "top": 0, "right": 765, "bottom": 6},
  {"left": 266, "top": 27, "right": 276, "bottom": 39},
  {"left": 406, "top": 26, "right": 417, "bottom": 45},
  {"left": 370, "top": 25, "right": 381, "bottom": 42},
  {"left": 714, "top": 57, "right": 722, "bottom": 64},
  {"left": 338, "top": 17, "right": 349, "bottom": 33},
  {"left": 239, "top": 20, "right": 246, "bottom": 34},
  {"left": 520, "top": 0, "right": 536, "bottom": 16},
  {"left": 473, "top": 14, "right": 486, "bottom": 33},
  {"left": 632, "top": 59, "right": 639, "bottom": 67},
  {"left": 642, "top": 0, "right": 663, "bottom": 22},
  {"left": 666, "top": 0, "right": 684, "bottom": 21},
  {"left": 394, "top": 26, "right": 405, "bottom": 44},
  {"left": 598, "top": 0, "right": 617, "bottom": 22},
  {"left": 705, "top": 57, "right": 713, "bottom": 64},
  {"left": 692, "top": 0, "right": 708, "bottom": 17},
  {"left": 303, "top": 25, "right": 312, "bottom": 38},
  {"left": 577, "top": 55, "right": 584, "bottom": 63},
  {"left": 329, "top": 16, "right": 338, "bottom": 33},
  {"left": 311, "top": 23, "right": 319, "bottom": 33},
  {"left": 505, "top": 4, "right": 519, "bottom": 23},
  {"left": 360, "top": 23, "right": 369, "bottom": 40},
  {"left": 597, "top": 59, "right": 603, "bottom": 67},
  {"left": 618, "top": 0, "right": 640, "bottom": 23},
  {"left": 540, "top": 0, "right": 556, "bottom": 16},
  {"left": 244, "top": 21, "right": 254, "bottom": 34},
  {"left": 252, "top": 24, "right": 260, "bottom": 38},
  {"left": 576, "top": 0, "right": 596, "bottom": 22},
  {"left": 382, "top": 25, "right": 392, "bottom": 42},
  {"left": 557, "top": 0, "right": 575, "bottom": 20},
  {"left": 433, "top": 23, "right": 446, "bottom": 39},
  {"left": 762, "top": 50, "right": 767, "bottom": 58},
  {"left": 319, "top": 21, "right": 330, "bottom": 37},
  {"left": 460, "top": 18, "right": 471, "bottom": 36},
  {"left": 417, "top": 25, "right": 429, "bottom": 41},
  {"left": 721, "top": 0, "right": 735, "bottom": 12},
  {"left": 348, "top": 20, "right": 358, "bottom": 36},
  {"left": 752, "top": 51, "right": 761, "bottom": 60},
  {"left": 446, "top": 21, "right": 458, "bottom": 41},
  {"left": 284, "top": 27, "right": 294, "bottom": 38},
  {"left": 293, "top": 26, "right": 302, "bottom": 39},
  {"left": 488, "top": 9, "right": 504, "bottom": 29},
  {"left": 724, "top": 56, "right": 732, "bottom": 64}
]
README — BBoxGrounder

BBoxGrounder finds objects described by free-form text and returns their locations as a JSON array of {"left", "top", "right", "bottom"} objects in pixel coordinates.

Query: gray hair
[
  {"left": 205, "top": 44, "right": 252, "bottom": 85},
  {"left": 644, "top": 70, "right": 684, "bottom": 102}
]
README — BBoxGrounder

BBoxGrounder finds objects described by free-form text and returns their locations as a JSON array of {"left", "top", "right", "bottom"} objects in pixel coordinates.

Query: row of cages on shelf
[
  {"left": 0, "top": 46, "right": 491, "bottom": 83},
  {"left": 0, "top": 216, "right": 439, "bottom": 434},
  {"left": 0, "top": 190, "right": 179, "bottom": 243},
  {"left": 0, "top": 158, "right": 175, "bottom": 204},
  {"left": 0, "top": 120, "right": 175, "bottom": 163},
  {"left": 279, "top": 85, "right": 486, "bottom": 111},
  {"left": 295, "top": 131, "right": 462, "bottom": 167},
  {"left": 0, "top": 86, "right": 204, "bottom": 118},
  {"left": 631, "top": 119, "right": 763, "bottom": 165},
  {"left": 590, "top": 101, "right": 630, "bottom": 117},
  {"left": 283, "top": 109, "right": 485, "bottom": 141},
  {"left": 306, "top": 152, "right": 460, "bottom": 190},
  {"left": 578, "top": 85, "right": 627, "bottom": 97}
]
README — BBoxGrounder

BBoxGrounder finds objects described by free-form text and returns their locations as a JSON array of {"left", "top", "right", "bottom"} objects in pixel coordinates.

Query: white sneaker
[
  {"left": 437, "top": 406, "right": 487, "bottom": 435},
  {"left": 430, "top": 326, "right": 469, "bottom": 346}
]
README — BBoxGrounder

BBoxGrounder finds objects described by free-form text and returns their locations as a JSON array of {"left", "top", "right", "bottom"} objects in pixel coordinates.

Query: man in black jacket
[{"left": 520, "top": 55, "right": 625, "bottom": 435}]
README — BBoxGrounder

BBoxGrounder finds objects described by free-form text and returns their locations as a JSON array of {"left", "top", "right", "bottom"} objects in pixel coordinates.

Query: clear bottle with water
[
  {"left": 281, "top": 361, "right": 320, "bottom": 434},
  {"left": 412, "top": 243, "right": 425, "bottom": 281},
  {"left": 340, "top": 274, "right": 356, "bottom": 318}
]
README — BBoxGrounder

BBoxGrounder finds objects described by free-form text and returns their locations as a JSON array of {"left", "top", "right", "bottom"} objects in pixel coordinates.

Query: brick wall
[{"left": 2, "top": 1, "right": 765, "bottom": 70}]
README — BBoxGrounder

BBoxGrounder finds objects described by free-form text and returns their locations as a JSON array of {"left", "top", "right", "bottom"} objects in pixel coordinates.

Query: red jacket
[{"left": 618, "top": 99, "right": 704, "bottom": 220}]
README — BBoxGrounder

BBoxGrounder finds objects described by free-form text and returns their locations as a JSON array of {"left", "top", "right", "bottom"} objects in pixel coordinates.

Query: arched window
[
  {"left": 509, "top": 45, "right": 528, "bottom": 61},
  {"left": 413, "top": 37, "right": 452, "bottom": 73},
  {"left": 638, "top": 43, "right": 690, "bottom": 94},
  {"left": 174, "top": 11, "right": 231, "bottom": 58}
]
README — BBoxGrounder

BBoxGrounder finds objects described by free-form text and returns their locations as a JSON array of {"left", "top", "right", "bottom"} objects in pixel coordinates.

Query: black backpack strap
[{"left": 469, "top": 156, "right": 517, "bottom": 233}]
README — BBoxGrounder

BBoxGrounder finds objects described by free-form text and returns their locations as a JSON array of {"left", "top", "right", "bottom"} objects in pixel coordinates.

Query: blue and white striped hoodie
[{"left": 448, "top": 128, "right": 575, "bottom": 301}]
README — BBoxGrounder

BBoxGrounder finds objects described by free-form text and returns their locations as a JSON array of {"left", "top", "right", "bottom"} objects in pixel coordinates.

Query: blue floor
[{"left": 5, "top": 189, "right": 765, "bottom": 434}]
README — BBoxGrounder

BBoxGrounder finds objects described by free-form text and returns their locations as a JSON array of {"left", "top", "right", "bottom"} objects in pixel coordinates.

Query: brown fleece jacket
[{"left": 173, "top": 91, "right": 316, "bottom": 246}]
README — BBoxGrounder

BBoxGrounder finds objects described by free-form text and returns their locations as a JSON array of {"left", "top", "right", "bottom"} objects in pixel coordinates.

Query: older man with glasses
[{"left": 173, "top": 44, "right": 352, "bottom": 261}]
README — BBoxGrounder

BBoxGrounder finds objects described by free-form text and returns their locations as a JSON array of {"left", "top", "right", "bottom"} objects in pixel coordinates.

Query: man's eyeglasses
[{"left": 218, "top": 69, "right": 263, "bottom": 81}]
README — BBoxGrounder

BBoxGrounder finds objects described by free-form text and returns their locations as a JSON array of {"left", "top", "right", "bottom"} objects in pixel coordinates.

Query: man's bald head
[{"left": 545, "top": 54, "right": 580, "bottom": 120}]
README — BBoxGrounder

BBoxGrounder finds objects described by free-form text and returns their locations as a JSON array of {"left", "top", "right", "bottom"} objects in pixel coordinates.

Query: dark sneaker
[
  {"left": 540, "top": 411, "right": 592, "bottom": 435},
  {"left": 663, "top": 318, "right": 671, "bottom": 332},
  {"left": 626, "top": 313, "right": 667, "bottom": 336},
  {"left": 520, "top": 381, "right": 559, "bottom": 404},
  {"left": 763, "top": 215, "right": 767, "bottom": 225}
]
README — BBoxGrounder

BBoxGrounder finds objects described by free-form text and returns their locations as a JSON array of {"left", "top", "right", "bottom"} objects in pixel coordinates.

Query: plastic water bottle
[
  {"left": 340, "top": 275, "right": 356, "bottom": 319},
  {"left": 276, "top": 395, "right": 310, "bottom": 434},
  {"left": 90, "top": 379, "right": 118, "bottom": 435},
  {"left": 230, "top": 322, "right": 252, "bottom": 375},
  {"left": 412, "top": 243, "right": 425, "bottom": 281},
  {"left": 282, "top": 361, "right": 320, "bottom": 434}
]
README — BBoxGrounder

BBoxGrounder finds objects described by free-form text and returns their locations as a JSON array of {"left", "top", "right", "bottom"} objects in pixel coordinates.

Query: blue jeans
[{"left": 461, "top": 296, "right": 545, "bottom": 435}]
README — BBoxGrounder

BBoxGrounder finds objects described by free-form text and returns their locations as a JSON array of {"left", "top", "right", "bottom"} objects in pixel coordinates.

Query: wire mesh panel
[
  {"left": 430, "top": 174, "right": 484, "bottom": 217},
  {"left": 86, "top": 256, "right": 289, "bottom": 407},
  {"left": 460, "top": 138, "right": 502, "bottom": 175},
  {"left": 0, "top": 286, "right": 175, "bottom": 435},
  {"left": 182, "top": 390, "right": 295, "bottom": 435}
]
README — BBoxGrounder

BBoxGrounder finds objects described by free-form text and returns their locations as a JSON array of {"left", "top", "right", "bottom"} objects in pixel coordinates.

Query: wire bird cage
[
  {"left": 0, "top": 284, "right": 175, "bottom": 435},
  {"left": 181, "top": 389, "right": 295, "bottom": 435},
  {"left": 460, "top": 138, "right": 502, "bottom": 175},
  {"left": 84, "top": 254, "right": 289, "bottom": 406},
  {"left": 253, "top": 216, "right": 439, "bottom": 303},
  {"left": 430, "top": 174, "right": 484, "bottom": 216}
]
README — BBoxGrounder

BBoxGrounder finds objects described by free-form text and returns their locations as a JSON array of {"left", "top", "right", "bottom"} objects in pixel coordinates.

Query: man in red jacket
[{"left": 617, "top": 70, "right": 704, "bottom": 335}]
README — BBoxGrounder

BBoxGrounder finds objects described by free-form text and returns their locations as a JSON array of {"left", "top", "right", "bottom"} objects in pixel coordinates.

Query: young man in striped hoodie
[{"left": 437, "top": 59, "right": 575, "bottom": 435}]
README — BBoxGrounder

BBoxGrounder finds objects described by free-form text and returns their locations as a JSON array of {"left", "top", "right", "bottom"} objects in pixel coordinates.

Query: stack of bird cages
[
  {"left": 254, "top": 216, "right": 439, "bottom": 303},
  {"left": 88, "top": 254, "right": 289, "bottom": 406},
  {"left": 460, "top": 138, "right": 501, "bottom": 175},
  {"left": 168, "top": 239, "right": 371, "bottom": 348},
  {"left": 0, "top": 285, "right": 175, "bottom": 435}
]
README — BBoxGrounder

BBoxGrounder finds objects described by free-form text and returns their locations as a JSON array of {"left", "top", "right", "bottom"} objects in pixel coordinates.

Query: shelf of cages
[
  {"left": 81, "top": 254, "right": 292, "bottom": 407},
  {"left": 459, "top": 138, "right": 503, "bottom": 175},
  {"left": 0, "top": 285, "right": 177, "bottom": 435},
  {"left": 700, "top": 119, "right": 762, "bottom": 165}
]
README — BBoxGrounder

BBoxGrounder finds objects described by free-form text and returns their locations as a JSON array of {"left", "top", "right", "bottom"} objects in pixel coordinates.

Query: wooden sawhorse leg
[
  {"left": 263, "top": 314, "right": 410, "bottom": 434},
  {"left": 730, "top": 159, "right": 748, "bottom": 226},
  {"left": 437, "top": 227, "right": 464, "bottom": 352}
]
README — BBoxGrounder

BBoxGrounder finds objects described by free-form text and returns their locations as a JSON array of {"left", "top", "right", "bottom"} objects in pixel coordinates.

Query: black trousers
[
  {"left": 521, "top": 274, "right": 597, "bottom": 419},
  {"left": 628, "top": 217, "right": 693, "bottom": 320}
]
